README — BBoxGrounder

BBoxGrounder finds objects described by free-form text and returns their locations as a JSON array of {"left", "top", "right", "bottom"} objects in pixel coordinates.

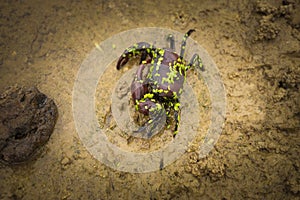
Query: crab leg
[
  {"left": 116, "top": 42, "right": 156, "bottom": 70},
  {"left": 167, "top": 34, "right": 175, "bottom": 51},
  {"left": 180, "top": 29, "right": 195, "bottom": 58},
  {"left": 173, "top": 109, "right": 180, "bottom": 137},
  {"left": 188, "top": 53, "right": 204, "bottom": 71},
  {"left": 134, "top": 99, "right": 166, "bottom": 138}
]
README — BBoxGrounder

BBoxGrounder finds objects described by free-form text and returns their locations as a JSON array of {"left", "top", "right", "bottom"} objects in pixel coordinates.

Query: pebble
[{"left": 61, "top": 157, "right": 71, "bottom": 166}]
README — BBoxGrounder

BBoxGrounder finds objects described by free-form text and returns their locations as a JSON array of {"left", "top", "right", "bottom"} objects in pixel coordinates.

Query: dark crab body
[{"left": 116, "top": 29, "right": 203, "bottom": 137}]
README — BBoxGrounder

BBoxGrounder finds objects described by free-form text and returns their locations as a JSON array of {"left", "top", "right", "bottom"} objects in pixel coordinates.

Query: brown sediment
[{"left": 0, "top": 0, "right": 299, "bottom": 199}]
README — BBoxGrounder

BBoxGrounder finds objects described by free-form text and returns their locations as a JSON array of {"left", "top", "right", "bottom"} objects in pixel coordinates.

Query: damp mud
[{"left": 0, "top": 0, "right": 299, "bottom": 199}]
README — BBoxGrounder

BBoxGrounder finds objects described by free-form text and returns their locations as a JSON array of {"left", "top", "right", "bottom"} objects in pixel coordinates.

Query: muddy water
[{"left": 0, "top": 0, "right": 299, "bottom": 199}]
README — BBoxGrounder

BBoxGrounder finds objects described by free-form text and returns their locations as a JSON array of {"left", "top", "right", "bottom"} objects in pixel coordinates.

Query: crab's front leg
[{"left": 116, "top": 42, "right": 156, "bottom": 70}]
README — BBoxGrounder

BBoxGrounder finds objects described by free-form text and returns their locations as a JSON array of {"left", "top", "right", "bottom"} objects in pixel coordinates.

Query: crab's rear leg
[
  {"left": 116, "top": 42, "right": 155, "bottom": 70},
  {"left": 180, "top": 29, "right": 195, "bottom": 58},
  {"left": 167, "top": 34, "right": 175, "bottom": 51},
  {"left": 187, "top": 53, "right": 204, "bottom": 71},
  {"left": 172, "top": 101, "right": 181, "bottom": 137}
]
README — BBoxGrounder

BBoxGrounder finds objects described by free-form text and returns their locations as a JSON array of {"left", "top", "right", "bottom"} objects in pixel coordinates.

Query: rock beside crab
[{"left": 0, "top": 85, "right": 58, "bottom": 164}]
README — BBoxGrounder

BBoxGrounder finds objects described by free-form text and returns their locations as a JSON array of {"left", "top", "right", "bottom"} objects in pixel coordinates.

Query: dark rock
[{"left": 0, "top": 86, "right": 58, "bottom": 164}]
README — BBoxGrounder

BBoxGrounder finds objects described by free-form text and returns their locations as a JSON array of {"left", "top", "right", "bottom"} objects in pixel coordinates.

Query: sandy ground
[{"left": 0, "top": 0, "right": 299, "bottom": 199}]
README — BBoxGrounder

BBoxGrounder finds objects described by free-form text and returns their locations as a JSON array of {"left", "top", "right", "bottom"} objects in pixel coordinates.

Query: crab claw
[
  {"left": 116, "top": 56, "right": 129, "bottom": 70},
  {"left": 116, "top": 42, "right": 155, "bottom": 70},
  {"left": 130, "top": 63, "right": 149, "bottom": 102}
]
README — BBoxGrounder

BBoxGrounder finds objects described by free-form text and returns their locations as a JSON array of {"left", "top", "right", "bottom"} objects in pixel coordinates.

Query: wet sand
[{"left": 0, "top": 0, "right": 299, "bottom": 199}]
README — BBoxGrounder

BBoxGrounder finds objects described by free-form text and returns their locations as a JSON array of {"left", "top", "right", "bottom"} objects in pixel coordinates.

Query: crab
[{"left": 116, "top": 29, "right": 204, "bottom": 138}]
